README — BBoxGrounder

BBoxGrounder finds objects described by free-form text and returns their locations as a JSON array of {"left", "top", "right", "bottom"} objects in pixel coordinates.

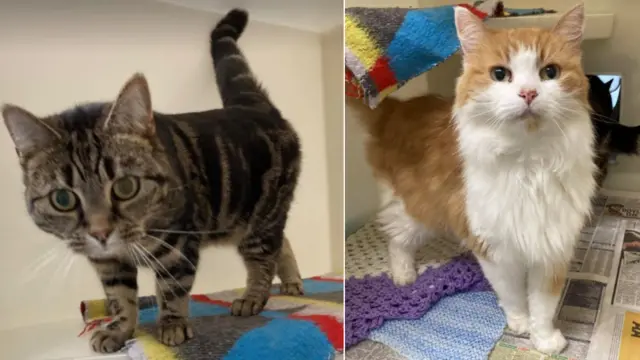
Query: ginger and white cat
[{"left": 350, "top": 4, "right": 596, "bottom": 355}]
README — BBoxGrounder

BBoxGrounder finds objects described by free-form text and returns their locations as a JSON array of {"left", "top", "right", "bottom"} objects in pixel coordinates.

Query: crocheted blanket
[
  {"left": 79, "top": 275, "right": 343, "bottom": 360},
  {"left": 344, "top": 1, "right": 557, "bottom": 108},
  {"left": 369, "top": 291, "right": 506, "bottom": 360},
  {"left": 344, "top": 216, "right": 506, "bottom": 359},
  {"left": 345, "top": 254, "right": 491, "bottom": 348}
]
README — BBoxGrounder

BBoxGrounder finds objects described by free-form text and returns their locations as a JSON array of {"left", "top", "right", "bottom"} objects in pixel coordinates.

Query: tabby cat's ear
[
  {"left": 104, "top": 73, "right": 155, "bottom": 136},
  {"left": 454, "top": 6, "right": 486, "bottom": 57},
  {"left": 552, "top": 3, "right": 585, "bottom": 50},
  {"left": 2, "top": 104, "right": 61, "bottom": 156}
]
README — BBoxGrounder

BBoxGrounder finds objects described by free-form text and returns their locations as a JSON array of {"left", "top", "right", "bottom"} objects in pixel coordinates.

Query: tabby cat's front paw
[
  {"left": 231, "top": 296, "right": 268, "bottom": 316},
  {"left": 530, "top": 329, "right": 567, "bottom": 355},
  {"left": 158, "top": 316, "right": 193, "bottom": 346},
  {"left": 90, "top": 328, "right": 129, "bottom": 353},
  {"left": 280, "top": 281, "right": 304, "bottom": 296}
]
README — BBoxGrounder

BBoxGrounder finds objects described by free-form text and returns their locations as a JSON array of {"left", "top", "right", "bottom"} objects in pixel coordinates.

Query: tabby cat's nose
[{"left": 90, "top": 229, "right": 113, "bottom": 244}]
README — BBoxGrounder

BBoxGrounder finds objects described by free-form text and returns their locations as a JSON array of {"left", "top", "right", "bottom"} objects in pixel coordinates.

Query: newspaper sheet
[{"left": 489, "top": 189, "right": 640, "bottom": 360}]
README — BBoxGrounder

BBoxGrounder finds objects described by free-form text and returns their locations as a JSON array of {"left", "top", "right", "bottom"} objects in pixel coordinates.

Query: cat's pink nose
[
  {"left": 90, "top": 228, "right": 112, "bottom": 244},
  {"left": 519, "top": 89, "right": 538, "bottom": 105}
]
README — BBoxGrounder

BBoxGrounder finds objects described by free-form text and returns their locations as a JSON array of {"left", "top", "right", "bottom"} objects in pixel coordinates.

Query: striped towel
[
  {"left": 344, "top": 1, "right": 498, "bottom": 108},
  {"left": 79, "top": 276, "right": 344, "bottom": 360},
  {"left": 369, "top": 291, "right": 506, "bottom": 360}
]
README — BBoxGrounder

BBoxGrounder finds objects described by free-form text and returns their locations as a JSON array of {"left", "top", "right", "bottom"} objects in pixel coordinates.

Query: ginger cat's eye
[
  {"left": 490, "top": 66, "right": 512, "bottom": 82},
  {"left": 112, "top": 176, "right": 140, "bottom": 201},
  {"left": 50, "top": 189, "right": 78, "bottom": 212},
  {"left": 540, "top": 64, "right": 560, "bottom": 80}
]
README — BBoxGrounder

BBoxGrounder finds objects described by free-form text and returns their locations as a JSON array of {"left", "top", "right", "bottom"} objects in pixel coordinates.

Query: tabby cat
[
  {"left": 2, "top": 9, "right": 303, "bottom": 353},
  {"left": 588, "top": 75, "right": 640, "bottom": 186}
]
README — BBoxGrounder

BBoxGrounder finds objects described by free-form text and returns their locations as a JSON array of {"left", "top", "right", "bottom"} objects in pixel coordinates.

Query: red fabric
[
  {"left": 290, "top": 314, "right": 344, "bottom": 351},
  {"left": 78, "top": 318, "right": 110, "bottom": 337},
  {"left": 369, "top": 56, "right": 397, "bottom": 93},
  {"left": 311, "top": 276, "right": 344, "bottom": 283},
  {"left": 345, "top": 69, "right": 363, "bottom": 99},
  {"left": 191, "top": 294, "right": 232, "bottom": 307},
  {"left": 457, "top": 3, "right": 490, "bottom": 19}
]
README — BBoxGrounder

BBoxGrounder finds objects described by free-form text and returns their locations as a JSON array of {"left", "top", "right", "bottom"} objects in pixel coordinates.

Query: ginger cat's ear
[
  {"left": 552, "top": 3, "right": 585, "bottom": 49},
  {"left": 454, "top": 6, "right": 486, "bottom": 56}
]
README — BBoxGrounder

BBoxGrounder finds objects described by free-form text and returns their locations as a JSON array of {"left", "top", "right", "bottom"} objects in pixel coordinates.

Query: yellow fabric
[
  {"left": 85, "top": 300, "right": 108, "bottom": 319},
  {"left": 344, "top": 15, "right": 382, "bottom": 70},
  {"left": 133, "top": 329, "right": 179, "bottom": 360},
  {"left": 379, "top": 84, "right": 399, "bottom": 99}
]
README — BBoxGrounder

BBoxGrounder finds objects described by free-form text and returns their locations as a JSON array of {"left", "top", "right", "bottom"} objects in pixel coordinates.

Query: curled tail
[{"left": 210, "top": 9, "right": 272, "bottom": 111}]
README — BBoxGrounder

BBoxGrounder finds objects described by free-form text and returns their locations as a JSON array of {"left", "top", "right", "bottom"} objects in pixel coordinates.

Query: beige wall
[
  {"left": 321, "top": 25, "right": 346, "bottom": 272},
  {"left": 0, "top": 0, "right": 337, "bottom": 330}
]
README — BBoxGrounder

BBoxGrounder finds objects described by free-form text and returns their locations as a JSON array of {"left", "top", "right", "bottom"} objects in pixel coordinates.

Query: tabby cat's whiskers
[
  {"left": 147, "top": 228, "right": 227, "bottom": 235},
  {"left": 143, "top": 234, "right": 197, "bottom": 270},
  {"left": 22, "top": 243, "right": 65, "bottom": 284},
  {"left": 134, "top": 243, "right": 188, "bottom": 295}
]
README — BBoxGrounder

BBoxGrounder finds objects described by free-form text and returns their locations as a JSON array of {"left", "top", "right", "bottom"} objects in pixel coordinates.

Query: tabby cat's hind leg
[{"left": 276, "top": 236, "right": 304, "bottom": 296}]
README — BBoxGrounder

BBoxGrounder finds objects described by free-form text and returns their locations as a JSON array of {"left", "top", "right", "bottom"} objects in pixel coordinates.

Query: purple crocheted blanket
[{"left": 345, "top": 254, "right": 492, "bottom": 348}]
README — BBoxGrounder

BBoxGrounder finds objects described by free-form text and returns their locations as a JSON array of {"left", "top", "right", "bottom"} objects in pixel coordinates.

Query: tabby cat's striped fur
[{"left": 2, "top": 9, "right": 303, "bottom": 353}]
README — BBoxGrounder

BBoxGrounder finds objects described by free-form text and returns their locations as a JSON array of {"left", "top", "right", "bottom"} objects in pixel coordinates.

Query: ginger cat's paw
[
  {"left": 391, "top": 266, "right": 417, "bottom": 286},
  {"left": 505, "top": 312, "right": 529, "bottom": 335},
  {"left": 530, "top": 329, "right": 567, "bottom": 354}
]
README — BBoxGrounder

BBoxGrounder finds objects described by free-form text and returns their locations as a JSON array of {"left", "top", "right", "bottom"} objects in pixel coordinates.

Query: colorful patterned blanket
[
  {"left": 79, "top": 275, "right": 343, "bottom": 359},
  {"left": 344, "top": 1, "right": 557, "bottom": 108}
]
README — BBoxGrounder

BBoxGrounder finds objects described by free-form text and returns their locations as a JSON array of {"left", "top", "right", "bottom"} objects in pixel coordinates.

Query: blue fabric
[
  {"left": 271, "top": 278, "right": 342, "bottom": 295},
  {"left": 224, "top": 318, "right": 334, "bottom": 360},
  {"left": 369, "top": 291, "right": 506, "bottom": 360},
  {"left": 386, "top": 6, "right": 460, "bottom": 81},
  {"left": 138, "top": 301, "right": 290, "bottom": 324}
]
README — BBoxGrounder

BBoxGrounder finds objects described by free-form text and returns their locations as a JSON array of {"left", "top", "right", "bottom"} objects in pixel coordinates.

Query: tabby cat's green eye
[
  {"left": 112, "top": 176, "right": 140, "bottom": 201},
  {"left": 50, "top": 189, "right": 78, "bottom": 212}
]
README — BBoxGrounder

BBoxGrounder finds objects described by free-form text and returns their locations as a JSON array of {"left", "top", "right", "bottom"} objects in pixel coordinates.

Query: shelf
[{"left": 487, "top": 13, "right": 615, "bottom": 40}]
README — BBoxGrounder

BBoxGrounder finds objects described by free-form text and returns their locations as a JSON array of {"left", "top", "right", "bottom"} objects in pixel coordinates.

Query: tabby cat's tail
[{"left": 210, "top": 9, "right": 272, "bottom": 111}]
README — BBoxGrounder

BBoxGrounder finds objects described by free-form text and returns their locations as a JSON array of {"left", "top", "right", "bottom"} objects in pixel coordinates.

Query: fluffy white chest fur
[{"left": 455, "top": 110, "right": 597, "bottom": 266}]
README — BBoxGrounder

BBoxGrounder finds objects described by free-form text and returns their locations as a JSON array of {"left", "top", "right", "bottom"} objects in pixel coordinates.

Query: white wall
[
  {"left": 0, "top": 0, "right": 336, "bottom": 330},
  {"left": 321, "top": 25, "right": 346, "bottom": 272}
]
